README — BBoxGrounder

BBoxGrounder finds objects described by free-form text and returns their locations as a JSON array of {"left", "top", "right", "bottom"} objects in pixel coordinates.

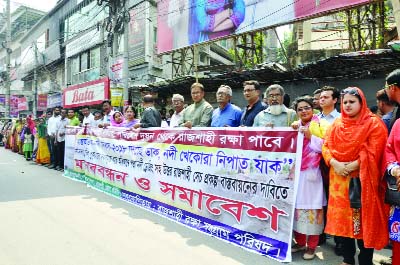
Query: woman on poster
[{"left": 189, "top": 0, "right": 245, "bottom": 44}]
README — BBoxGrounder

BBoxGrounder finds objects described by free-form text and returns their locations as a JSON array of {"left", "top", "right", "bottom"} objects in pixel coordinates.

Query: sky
[{"left": 0, "top": 0, "right": 58, "bottom": 12}]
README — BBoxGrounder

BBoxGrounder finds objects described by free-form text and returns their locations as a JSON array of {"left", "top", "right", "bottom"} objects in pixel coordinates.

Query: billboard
[
  {"left": 128, "top": 2, "right": 147, "bottom": 66},
  {"left": 157, "top": 0, "right": 369, "bottom": 53}
]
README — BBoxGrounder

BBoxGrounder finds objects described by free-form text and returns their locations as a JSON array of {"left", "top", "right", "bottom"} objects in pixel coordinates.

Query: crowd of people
[{"left": 1, "top": 69, "right": 400, "bottom": 265}]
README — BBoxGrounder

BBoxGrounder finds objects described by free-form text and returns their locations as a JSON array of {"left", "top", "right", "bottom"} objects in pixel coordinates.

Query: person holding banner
[
  {"left": 322, "top": 87, "right": 389, "bottom": 265},
  {"left": 133, "top": 95, "right": 162, "bottom": 129},
  {"left": 179, "top": 83, "right": 213, "bottom": 128},
  {"left": 290, "top": 96, "right": 329, "bottom": 260},
  {"left": 122, "top": 105, "right": 139, "bottom": 128},
  {"left": 253, "top": 84, "right": 297, "bottom": 127},
  {"left": 383, "top": 69, "right": 400, "bottom": 265},
  {"left": 110, "top": 111, "right": 125, "bottom": 127}
]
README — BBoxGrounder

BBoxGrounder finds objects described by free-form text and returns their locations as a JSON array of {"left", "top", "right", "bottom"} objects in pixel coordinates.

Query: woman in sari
[
  {"left": 290, "top": 97, "right": 329, "bottom": 260},
  {"left": 19, "top": 120, "right": 26, "bottom": 155},
  {"left": 322, "top": 87, "right": 389, "bottom": 265},
  {"left": 122, "top": 105, "right": 139, "bottom": 128},
  {"left": 35, "top": 118, "right": 50, "bottom": 165},
  {"left": 11, "top": 119, "right": 22, "bottom": 153},
  {"left": 385, "top": 118, "right": 400, "bottom": 265},
  {"left": 4, "top": 120, "right": 12, "bottom": 149}
]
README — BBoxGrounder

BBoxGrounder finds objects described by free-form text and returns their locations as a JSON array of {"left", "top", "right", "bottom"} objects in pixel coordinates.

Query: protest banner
[{"left": 64, "top": 126, "right": 303, "bottom": 262}]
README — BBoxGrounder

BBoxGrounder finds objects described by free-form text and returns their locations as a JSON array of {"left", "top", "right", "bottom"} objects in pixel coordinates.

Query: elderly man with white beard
[{"left": 253, "top": 84, "right": 297, "bottom": 127}]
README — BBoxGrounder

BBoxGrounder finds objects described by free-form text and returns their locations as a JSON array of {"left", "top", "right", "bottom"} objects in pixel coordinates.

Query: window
[
  {"left": 80, "top": 52, "right": 88, "bottom": 71},
  {"left": 69, "top": 46, "right": 101, "bottom": 85},
  {"left": 63, "top": 1, "right": 107, "bottom": 41},
  {"left": 72, "top": 57, "right": 79, "bottom": 74},
  {"left": 90, "top": 47, "right": 100, "bottom": 68}
]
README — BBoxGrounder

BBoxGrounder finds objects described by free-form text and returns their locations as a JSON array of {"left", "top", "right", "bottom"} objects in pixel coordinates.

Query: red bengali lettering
[
  {"left": 135, "top": 177, "right": 151, "bottom": 191},
  {"left": 247, "top": 205, "right": 288, "bottom": 232}
]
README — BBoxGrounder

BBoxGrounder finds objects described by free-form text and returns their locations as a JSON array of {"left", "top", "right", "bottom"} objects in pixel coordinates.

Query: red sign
[
  {"left": 63, "top": 77, "right": 110, "bottom": 108},
  {"left": 38, "top": 94, "right": 48, "bottom": 111},
  {"left": 18, "top": 96, "right": 28, "bottom": 111}
]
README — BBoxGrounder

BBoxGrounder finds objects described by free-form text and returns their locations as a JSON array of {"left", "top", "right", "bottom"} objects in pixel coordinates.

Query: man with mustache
[{"left": 253, "top": 84, "right": 297, "bottom": 127}]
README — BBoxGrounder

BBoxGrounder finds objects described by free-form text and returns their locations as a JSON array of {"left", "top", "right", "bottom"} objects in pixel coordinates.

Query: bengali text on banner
[{"left": 64, "top": 126, "right": 303, "bottom": 262}]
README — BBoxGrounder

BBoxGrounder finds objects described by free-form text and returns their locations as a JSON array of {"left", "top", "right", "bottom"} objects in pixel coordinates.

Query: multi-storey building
[
  {"left": 1, "top": 0, "right": 235, "bottom": 116},
  {"left": 0, "top": 6, "right": 45, "bottom": 116}
]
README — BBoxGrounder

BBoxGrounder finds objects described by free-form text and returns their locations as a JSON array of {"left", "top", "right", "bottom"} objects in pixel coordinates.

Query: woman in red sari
[
  {"left": 322, "top": 87, "right": 389, "bottom": 265},
  {"left": 385, "top": 118, "right": 400, "bottom": 265}
]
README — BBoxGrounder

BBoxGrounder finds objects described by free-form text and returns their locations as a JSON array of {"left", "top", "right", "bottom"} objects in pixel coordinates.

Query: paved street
[{"left": 0, "top": 148, "right": 392, "bottom": 265}]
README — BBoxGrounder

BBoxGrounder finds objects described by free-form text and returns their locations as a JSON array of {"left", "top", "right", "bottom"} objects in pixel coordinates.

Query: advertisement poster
[
  {"left": 157, "top": 0, "right": 369, "bottom": 53},
  {"left": 64, "top": 126, "right": 303, "bottom": 262},
  {"left": 38, "top": 94, "right": 48, "bottom": 111},
  {"left": 18, "top": 96, "right": 28, "bottom": 111},
  {"left": 0, "top": 95, "right": 5, "bottom": 113},
  {"left": 47, "top": 93, "right": 62, "bottom": 108},
  {"left": 10, "top": 96, "right": 19, "bottom": 117}
]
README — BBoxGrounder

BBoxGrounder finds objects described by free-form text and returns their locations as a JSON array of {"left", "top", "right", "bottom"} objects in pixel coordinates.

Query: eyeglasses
[
  {"left": 341, "top": 87, "right": 360, "bottom": 96},
  {"left": 268, "top": 93, "right": 282, "bottom": 99},
  {"left": 384, "top": 83, "right": 397, "bottom": 90},
  {"left": 216, "top": 91, "right": 229, "bottom": 96},
  {"left": 243, "top": 88, "right": 256, "bottom": 93},
  {"left": 297, "top": 106, "right": 312, "bottom": 112}
]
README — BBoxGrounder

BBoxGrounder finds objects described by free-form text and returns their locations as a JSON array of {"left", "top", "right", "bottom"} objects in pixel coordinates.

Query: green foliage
[{"left": 228, "top": 31, "right": 266, "bottom": 70}]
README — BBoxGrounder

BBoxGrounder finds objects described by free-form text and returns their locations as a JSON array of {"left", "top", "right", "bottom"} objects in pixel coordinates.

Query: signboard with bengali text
[
  {"left": 38, "top": 94, "right": 48, "bottom": 111},
  {"left": 64, "top": 126, "right": 303, "bottom": 262}
]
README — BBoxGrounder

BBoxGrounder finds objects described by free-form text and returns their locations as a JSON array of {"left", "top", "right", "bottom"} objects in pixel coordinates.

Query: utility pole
[
  {"left": 112, "top": 1, "right": 119, "bottom": 58},
  {"left": 392, "top": 0, "right": 400, "bottom": 37},
  {"left": 33, "top": 42, "right": 38, "bottom": 118},
  {"left": 5, "top": 0, "right": 11, "bottom": 118},
  {"left": 122, "top": 0, "right": 129, "bottom": 105}
]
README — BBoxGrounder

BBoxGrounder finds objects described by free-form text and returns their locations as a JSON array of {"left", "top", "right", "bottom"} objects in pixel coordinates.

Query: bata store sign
[{"left": 63, "top": 78, "right": 110, "bottom": 108}]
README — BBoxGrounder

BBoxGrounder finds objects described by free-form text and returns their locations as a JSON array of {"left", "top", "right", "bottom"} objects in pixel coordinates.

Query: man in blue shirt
[
  {"left": 240, "top": 80, "right": 267, "bottom": 126},
  {"left": 211, "top": 85, "right": 242, "bottom": 127},
  {"left": 376, "top": 89, "right": 396, "bottom": 132},
  {"left": 318, "top": 86, "right": 341, "bottom": 124}
]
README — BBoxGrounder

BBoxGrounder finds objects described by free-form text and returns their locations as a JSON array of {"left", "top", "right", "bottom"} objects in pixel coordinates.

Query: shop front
[{"left": 63, "top": 77, "right": 110, "bottom": 109}]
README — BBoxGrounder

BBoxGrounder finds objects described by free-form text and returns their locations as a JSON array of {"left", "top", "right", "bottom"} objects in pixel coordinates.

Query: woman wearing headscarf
[
  {"left": 385, "top": 118, "right": 400, "bottom": 265},
  {"left": 35, "top": 118, "right": 50, "bottom": 165},
  {"left": 322, "top": 87, "right": 389, "bottom": 265},
  {"left": 11, "top": 118, "right": 22, "bottom": 153},
  {"left": 109, "top": 111, "right": 125, "bottom": 127}
]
